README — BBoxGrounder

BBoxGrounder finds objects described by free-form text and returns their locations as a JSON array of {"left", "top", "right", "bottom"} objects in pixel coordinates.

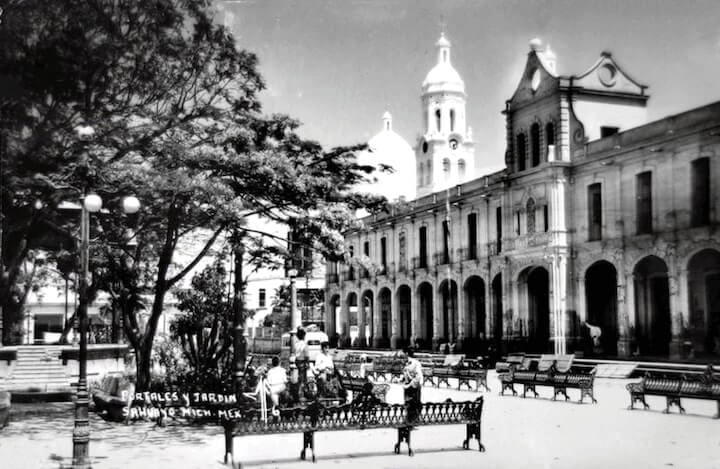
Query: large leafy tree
[{"left": 1, "top": 0, "right": 385, "bottom": 389}]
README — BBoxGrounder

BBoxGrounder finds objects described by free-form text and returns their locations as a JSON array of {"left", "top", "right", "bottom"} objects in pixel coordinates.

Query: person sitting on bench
[
  {"left": 266, "top": 356, "right": 288, "bottom": 410},
  {"left": 312, "top": 341, "right": 334, "bottom": 396}
]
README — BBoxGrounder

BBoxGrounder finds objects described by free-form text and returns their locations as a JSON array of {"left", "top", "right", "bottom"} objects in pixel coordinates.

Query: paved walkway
[{"left": 1, "top": 372, "right": 718, "bottom": 468}]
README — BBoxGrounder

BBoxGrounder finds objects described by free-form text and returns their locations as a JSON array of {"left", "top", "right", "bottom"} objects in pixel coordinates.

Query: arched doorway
[
  {"left": 521, "top": 266, "right": 550, "bottom": 353},
  {"left": 360, "top": 290, "right": 373, "bottom": 348},
  {"left": 492, "top": 274, "right": 503, "bottom": 347},
  {"left": 464, "top": 276, "right": 486, "bottom": 354},
  {"left": 378, "top": 288, "right": 392, "bottom": 348},
  {"left": 585, "top": 261, "right": 618, "bottom": 356},
  {"left": 329, "top": 294, "right": 341, "bottom": 346},
  {"left": 346, "top": 292, "right": 358, "bottom": 348},
  {"left": 687, "top": 249, "right": 720, "bottom": 357},
  {"left": 396, "top": 285, "right": 412, "bottom": 349},
  {"left": 634, "top": 256, "right": 671, "bottom": 356},
  {"left": 439, "top": 279, "right": 458, "bottom": 343},
  {"left": 417, "top": 282, "right": 433, "bottom": 350}
]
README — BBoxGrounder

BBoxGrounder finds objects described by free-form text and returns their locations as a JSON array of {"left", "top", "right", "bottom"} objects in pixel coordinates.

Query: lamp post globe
[
  {"left": 122, "top": 196, "right": 140, "bottom": 214},
  {"left": 83, "top": 194, "right": 102, "bottom": 213}
]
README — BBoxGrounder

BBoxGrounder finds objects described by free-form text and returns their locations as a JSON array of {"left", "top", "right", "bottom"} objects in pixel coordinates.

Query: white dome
[
  {"left": 422, "top": 63, "right": 465, "bottom": 93},
  {"left": 356, "top": 115, "right": 416, "bottom": 202},
  {"left": 422, "top": 33, "right": 465, "bottom": 94}
]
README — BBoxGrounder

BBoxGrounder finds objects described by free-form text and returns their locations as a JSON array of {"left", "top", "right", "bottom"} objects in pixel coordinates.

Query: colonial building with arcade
[{"left": 324, "top": 34, "right": 720, "bottom": 360}]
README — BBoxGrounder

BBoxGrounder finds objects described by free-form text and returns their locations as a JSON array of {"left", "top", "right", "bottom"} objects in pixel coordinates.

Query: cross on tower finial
[{"left": 440, "top": 15, "right": 447, "bottom": 35}]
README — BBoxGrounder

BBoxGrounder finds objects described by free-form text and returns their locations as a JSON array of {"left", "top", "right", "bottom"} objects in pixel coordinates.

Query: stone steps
[{"left": 0, "top": 346, "right": 71, "bottom": 392}]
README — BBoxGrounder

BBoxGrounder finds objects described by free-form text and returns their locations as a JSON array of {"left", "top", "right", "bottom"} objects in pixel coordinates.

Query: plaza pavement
[{"left": 1, "top": 371, "right": 718, "bottom": 469}]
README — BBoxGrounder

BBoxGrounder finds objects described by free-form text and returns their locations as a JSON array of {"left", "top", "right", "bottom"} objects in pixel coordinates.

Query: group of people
[{"left": 251, "top": 327, "right": 424, "bottom": 416}]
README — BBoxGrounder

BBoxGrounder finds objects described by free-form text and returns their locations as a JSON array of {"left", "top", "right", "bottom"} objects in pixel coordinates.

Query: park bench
[
  {"left": 91, "top": 374, "right": 134, "bottom": 422},
  {"left": 365, "top": 354, "right": 407, "bottom": 383},
  {"left": 498, "top": 354, "right": 597, "bottom": 404},
  {"left": 417, "top": 354, "right": 490, "bottom": 391},
  {"left": 221, "top": 392, "right": 485, "bottom": 468},
  {"left": 626, "top": 365, "right": 720, "bottom": 418}
]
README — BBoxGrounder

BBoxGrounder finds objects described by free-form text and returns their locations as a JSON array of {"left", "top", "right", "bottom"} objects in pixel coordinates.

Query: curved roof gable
[
  {"left": 572, "top": 52, "right": 648, "bottom": 96},
  {"left": 506, "top": 49, "right": 559, "bottom": 110}
]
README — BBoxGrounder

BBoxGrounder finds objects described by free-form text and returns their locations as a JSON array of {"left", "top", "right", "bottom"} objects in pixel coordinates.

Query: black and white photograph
[{"left": 1, "top": 1, "right": 719, "bottom": 468}]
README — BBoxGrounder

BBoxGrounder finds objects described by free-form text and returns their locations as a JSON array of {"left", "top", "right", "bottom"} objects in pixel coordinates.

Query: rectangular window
[
  {"left": 363, "top": 241, "right": 369, "bottom": 257},
  {"left": 419, "top": 226, "right": 428, "bottom": 268},
  {"left": 495, "top": 207, "right": 502, "bottom": 253},
  {"left": 380, "top": 237, "right": 387, "bottom": 270},
  {"left": 259, "top": 288, "right": 266, "bottom": 308},
  {"left": 515, "top": 211, "right": 521, "bottom": 235},
  {"left": 588, "top": 183, "right": 602, "bottom": 241},
  {"left": 600, "top": 126, "right": 619, "bottom": 138},
  {"left": 467, "top": 213, "right": 477, "bottom": 260},
  {"left": 636, "top": 172, "right": 653, "bottom": 234},
  {"left": 543, "top": 205, "right": 549, "bottom": 232},
  {"left": 691, "top": 157, "right": 710, "bottom": 227}
]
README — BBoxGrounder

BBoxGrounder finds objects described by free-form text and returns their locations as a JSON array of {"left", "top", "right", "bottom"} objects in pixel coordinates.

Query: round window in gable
[
  {"left": 598, "top": 64, "right": 617, "bottom": 87},
  {"left": 531, "top": 68, "right": 541, "bottom": 91}
]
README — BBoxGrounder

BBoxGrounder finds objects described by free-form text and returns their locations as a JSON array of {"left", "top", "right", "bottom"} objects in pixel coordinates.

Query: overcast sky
[{"left": 218, "top": 0, "right": 720, "bottom": 173}]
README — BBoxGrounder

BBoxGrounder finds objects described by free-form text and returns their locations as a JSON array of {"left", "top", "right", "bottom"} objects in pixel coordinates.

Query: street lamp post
[
  {"left": 71, "top": 193, "right": 139, "bottom": 469},
  {"left": 71, "top": 193, "right": 99, "bottom": 469},
  {"left": 70, "top": 125, "right": 140, "bottom": 469}
]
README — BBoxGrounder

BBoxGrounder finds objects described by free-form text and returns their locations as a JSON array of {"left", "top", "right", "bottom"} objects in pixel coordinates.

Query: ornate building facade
[{"left": 325, "top": 37, "right": 720, "bottom": 360}]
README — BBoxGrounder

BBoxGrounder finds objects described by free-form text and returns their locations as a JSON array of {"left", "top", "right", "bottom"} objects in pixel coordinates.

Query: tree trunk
[{"left": 135, "top": 339, "right": 154, "bottom": 392}]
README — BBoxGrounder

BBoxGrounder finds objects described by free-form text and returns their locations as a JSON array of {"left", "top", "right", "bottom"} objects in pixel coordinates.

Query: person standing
[
  {"left": 402, "top": 347, "right": 423, "bottom": 423},
  {"left": 294, "top": 328, "right": 310, "bottom": 401}
]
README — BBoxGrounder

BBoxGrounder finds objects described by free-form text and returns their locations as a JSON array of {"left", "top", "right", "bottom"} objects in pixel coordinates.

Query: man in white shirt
[
  {"left": 312, "top": 342, "right": 334, "bottom": 395},
  {"left": 266, "top": 356, "right": 288, "bottom": 407}
]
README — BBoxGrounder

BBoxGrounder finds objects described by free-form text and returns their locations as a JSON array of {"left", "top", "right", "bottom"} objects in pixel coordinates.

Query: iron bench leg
[
  {"left": 664, "top": 397, "right": 685, "bottom": 414},
  {"left": 523, "top": 384, "right": 538, "bottom": 398},
  {"left": 463, "top": 421, "right": 485, "bottom": 452},
  {"left": 480, "top": 375, "right": 490, "bottom": 392},
  {"left": 553, "top": 386, "right": 569, "bottom": 401},
  {"left": 223, "top": 425, "right": 239, "bottom": 468},
  {"left": 579, "top": 386, "right": 597, "bottom": 404},
  {"left": 715, "top": 400, "right": 720, "bottom": 419},
  {"left": 301, "top": 430, "right": 316, "bottom": 462},
  {"left": 395, "top": 426, "right": 414, "bottom": 456},
  {"left": 500, "top": 382, "right": 517, "bottom": 396}
]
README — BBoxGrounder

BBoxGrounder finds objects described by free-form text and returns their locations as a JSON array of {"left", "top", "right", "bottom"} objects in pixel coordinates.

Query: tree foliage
[{"left": 0, "top": 0, "right": 386, "bottom": 389}]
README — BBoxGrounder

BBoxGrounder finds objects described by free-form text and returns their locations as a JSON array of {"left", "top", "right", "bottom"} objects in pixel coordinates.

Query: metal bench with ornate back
[
  {"left": 626, "top": 364, "right": 720, "bottom": 418},
  {"left": 221, "top": 391, "right": 486, "bottom": 468},
  {"left": 365, "top": 354, "right": 407, "bottom": 383},
  {"left": 498, "top": 354, "right": 597, "bottom": 404},
  {"left": 415, "top": 354, "right": 489, "bottom": 391}
]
